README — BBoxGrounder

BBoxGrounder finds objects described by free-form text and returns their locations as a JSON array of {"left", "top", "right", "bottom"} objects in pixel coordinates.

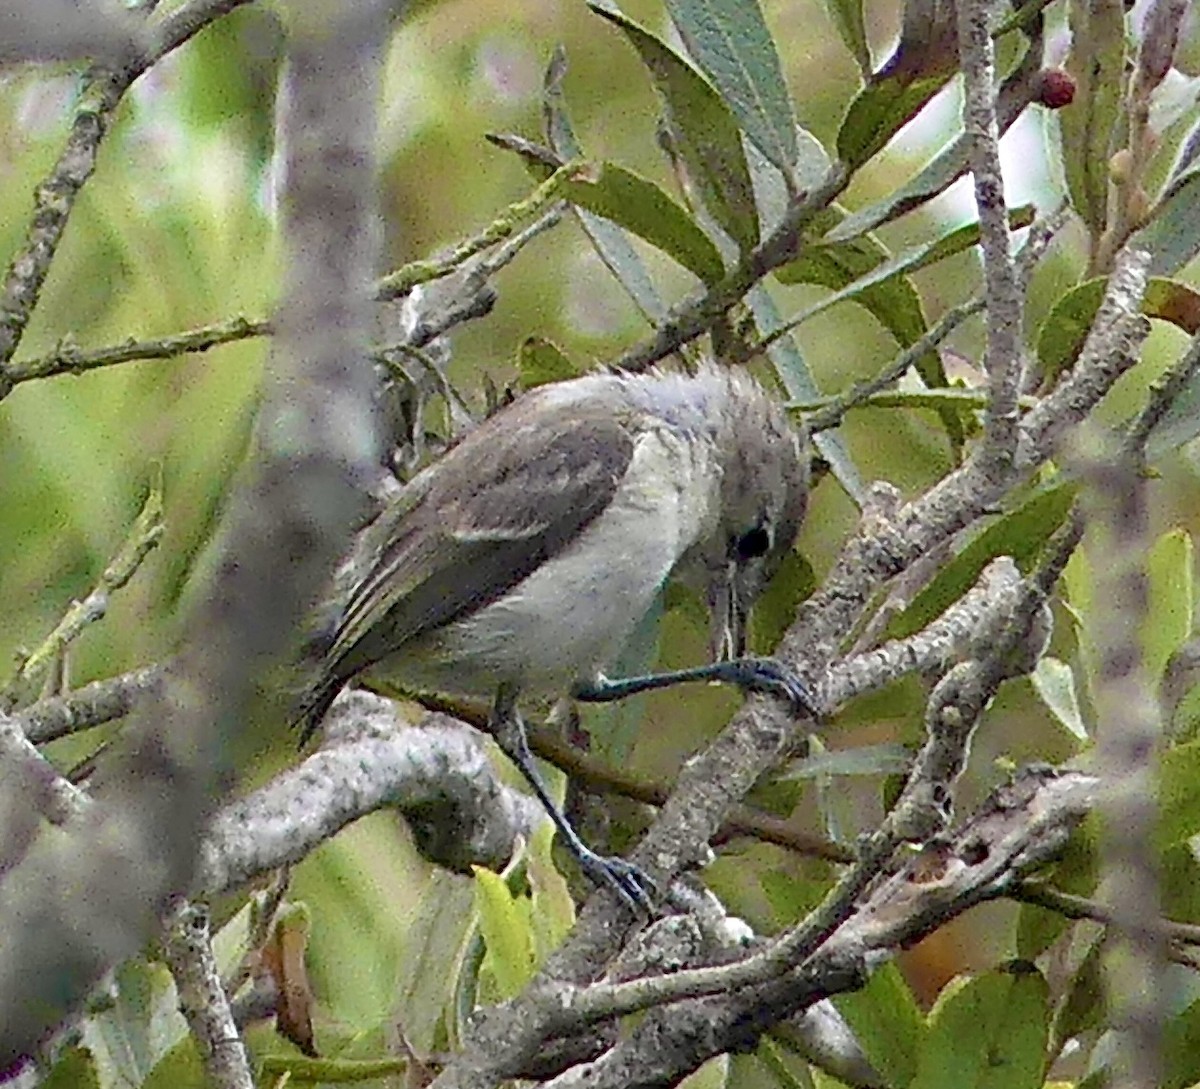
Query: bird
[{"left": 296, "top": 362, "right": 813, "bottom": 910}]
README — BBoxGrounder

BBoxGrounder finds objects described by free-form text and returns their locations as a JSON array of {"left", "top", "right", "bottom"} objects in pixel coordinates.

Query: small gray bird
[{"left": 298, "top": 363, "right": 812, "bottom": 908}]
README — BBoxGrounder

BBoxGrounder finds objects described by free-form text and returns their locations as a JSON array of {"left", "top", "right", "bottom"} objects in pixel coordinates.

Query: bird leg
[
  {"left": 489, "top": 684, "right": 657, "bottom": 915},
  {"left": 572, "top": 658, "right": 817, "bottom": 718}
]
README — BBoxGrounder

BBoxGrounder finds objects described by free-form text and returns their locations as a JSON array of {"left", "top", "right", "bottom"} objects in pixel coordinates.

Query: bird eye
[{"left": 733, "top": 524, "right": 771, "bottom": 561}]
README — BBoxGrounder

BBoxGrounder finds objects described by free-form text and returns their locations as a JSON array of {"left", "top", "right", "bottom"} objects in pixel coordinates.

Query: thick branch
[{"left": 0, "top": 3, "right": 392, "bottom": 1064}]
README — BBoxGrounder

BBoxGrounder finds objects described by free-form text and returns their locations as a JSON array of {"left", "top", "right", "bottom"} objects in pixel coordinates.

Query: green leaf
[
  {"left": 1145, "top": 529, "right": 1194, "bottom": 686},
  {"left": 1036, "top": 276, "right": 1200, "bottom": 385},
  {"left": 912, "top": 968, "right": 1049, "bottom": 1089},
  {"left": 1138, "top": 173, "right": 1200, "bottom": 277},
  {"left": 1149, "top": 360, "right": 1200, "bottom": 461},
  {"left": 1034, "top": 279, "right": 1106, "bottom": 382},
  {"left": 665, "top": 0, "right": 798, "bottom": 173},
  {"left": 82, "top": 960, "right": 186, "bottom": 1089},
  {"left": 837, "top": 72, "right": 951, "bottom": 170},
  {"left": 542, "top": 48, "right": 668, "bottom": 324},
  {"left": 828, "top": 51, "right": 1037, "bottom": 243},
  {"left": 1014, "top": 900, "right": 1068, "bottom": 965},
  {"left": 527, "top": 820, "right": 577, "bottom": 964},
  {"left": 1059, "top": 0, "right": 1126, "bottom": 234},
  {"left": 395, "top": 871, "right": 477, "bottom": 1053},
  {"left": 518, "top": 337, "right": 579, "bottom": 389},
  {"left": 1164, "top": 994, "right": 1200, "bottom": 1089},
  {"left": 821, "top": 0, "right": 871, "bottom": 74},
  {"left": 1049, "top": 939, "right": 1105, "bottom": 1053},
  {"left": 589, "top": 1, "right": 759, "bottom": 253},
  {"left": 756, "top": 861, "right": 835, "bottom": 924},
  {"left": 1031, "top": 657, "right": 1088, "bottom": 742},
  {"left": 41, "top": 1047, "right": 101, "bottom": 1089},
  {"left": 790, "top": 206, "right": 1034, "bottom": 297},
  {"left": 1140, "top": 124, "right": 1200, "bottom": 275},
  {"left": 885, "top": 480, "right": 1078, "bottom": 641},
  {"left": 779, "top": 208, "right": 1033, "bottom": 421},
  {"left": 142, "top": 1037, "right": 207, "bottom": 1089},
  {"left": 775, "top": 229, "right": 945, "bottom": 402},
  {"left": 559, "top": 162, "right": 726, "bottom": 283},
  {"left": 1162, "top": 841, "right": 1200, "bottom": 927},
  {"left": 783, "top": 742, "right": 912, "bottom": 779},
  {"left": 473, "top": 866, "right": 536, "bottom": 1000},
  {"left": 1159, "top": 739, "right": 1200, "bottom": 849},
  {"left": 833, "top": 963, "right": 924, "bottom": 1088},
  {"left": 749, "top": 548, "right": 815, "bottom": 654},
  {"left": 755, "top": 1035, "right": 815, "bottom": 1089},
  {"left": 1015, "top": 825, "right": 1098, "bottom": 958},
  {"left": 827, "top": 133, "right": 975, "bottom": 243}
]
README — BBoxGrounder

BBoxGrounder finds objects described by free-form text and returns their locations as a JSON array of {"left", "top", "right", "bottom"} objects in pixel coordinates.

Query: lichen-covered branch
[{"left": 163, "top": 903, "right": 254, "bottom": 1089}]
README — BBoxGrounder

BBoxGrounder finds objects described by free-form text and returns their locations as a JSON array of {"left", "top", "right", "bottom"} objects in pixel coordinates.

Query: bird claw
[
  {"left": 576, "top": 847, "right": 657, "bottom": 915},
  {"left": 728, "top": 657, "right": 818, "bottom": 717}
]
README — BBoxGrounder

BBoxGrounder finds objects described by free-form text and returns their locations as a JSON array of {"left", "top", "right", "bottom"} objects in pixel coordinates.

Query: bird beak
[{"left": 708, "top": 564, "right": 750, "bottom": 663}]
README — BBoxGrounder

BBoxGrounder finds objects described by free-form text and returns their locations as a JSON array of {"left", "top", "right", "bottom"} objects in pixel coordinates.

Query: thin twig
[
  {"left": 3, "top": 481, "right": 164, "bottom": 705},
  {"left": 163, "top": 904, "right": 254, "bottom": 1089},
  {"left": 13, "top": 665, "right": 164, "bottom": 744},
  {"left": 606, "top": 164, "right": 849, "bottom": 374},
  {"left": 804, "top": 297, "right": 986, "bottom": 434},
  {"left": 957, "top": 0, "right": 1023, "bottom": 465},
  {"left": 1124, "top": 329, "right": 1200, "bottom": 457},
  {"left": 1012, "top": 882, "right": 1200, "bottom": 954},
  {"left": 376, "top": 168, "right": 577, "bottom": 299},
  {"left": 5, "top": 317, "right": 270, "bottom": 388}
]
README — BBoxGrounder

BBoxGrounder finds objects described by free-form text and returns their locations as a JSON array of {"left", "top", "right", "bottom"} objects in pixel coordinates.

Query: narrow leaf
[
  {"left": 665, "top": 0, "right": 798, "bottom": 172},
  {"left": 746, "top": 285, "right": 867, "bottom": 503},
  {"left": 774, "top": 222, "right": 963, "bottom": 445},
  {"left": 1149, "top": 358, "right": 1200, "bottom": 460},
  {"left": 885, "top": 480, "right": 1078, "bottom": 641},
  {"left": 395, "top": 872, "right": 477, "bottom": 1053},
  {"left": 1158, "top": 739, "right": 1200, "bottom": 850},
  {"left": 828, "top": 56, "right": 1038, "bottom": 242},
  {"left": 780, "top": 206, "right": 1035, "bottom": 328},
  {"left": 1135, "top": 166, "right": 1200, "bottom": 276},
  {"left": 589, "top": 1, "right": 760, "bottom": 253},
  {"left": 834, "top": 963, "right": 924, "bottom": 1088},
  {"left": 542, "top": 50, "right": 667, "bottom": 323},
  {"left": 783, "top": 742, "right": 912, "bottom": 779},
  {"left": 473, "top": 867, "right": 535, "bottom": 1000},
  {"left": 822, "top": 0, "right": 871, "bottom": 74},
  {"left": 1144, "top": 529, "right": 1194, "bottom": 686},
  {"left": 1164, "top": 994, "right": 1200, "bottom": 1089},
  {"left": 1049, "top": 939, "right": 1105, "bottom": 1050},
  {"left": 560, "top": 162, "right": 726, "bottom": 284},
  {"left": 1059, "top": 0, "right": 1126, "bottom": 234},
  {"left": 1031, "top": 656, "right": 1088, "bottom": 741},
  {"left": 527, "top": 821, "right": 576, "bottom": 964},
  {"left": 837, "top": 72, "right": 951, "bottom": 170},
  {"left": 1036, "top": 276, "right": 1200, "bottom": 385}
]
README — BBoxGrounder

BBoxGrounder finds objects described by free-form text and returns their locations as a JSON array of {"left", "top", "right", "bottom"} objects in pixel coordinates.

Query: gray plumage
[{"left": 297, "top": 363, "right": 809, "bottom": 739}]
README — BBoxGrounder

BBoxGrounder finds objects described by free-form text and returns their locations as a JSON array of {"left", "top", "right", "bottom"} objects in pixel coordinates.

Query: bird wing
[{"left": 325, "top": 390, "right": 638, "bottom": 683}]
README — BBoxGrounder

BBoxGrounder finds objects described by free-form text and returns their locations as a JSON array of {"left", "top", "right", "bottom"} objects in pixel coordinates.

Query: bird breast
[{"left": 382, "top": 422, "right": 721, "bottom": 697}]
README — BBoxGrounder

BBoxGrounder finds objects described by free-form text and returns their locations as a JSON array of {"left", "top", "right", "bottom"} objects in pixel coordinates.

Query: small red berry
[{"left": 1034, "top": 68, "right": 1077, "bottom": 109}]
